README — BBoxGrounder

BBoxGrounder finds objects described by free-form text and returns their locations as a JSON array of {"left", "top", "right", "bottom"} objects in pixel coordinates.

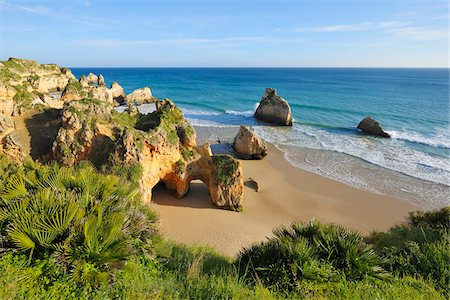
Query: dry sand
[{"left": 152, "top": 144, "right": 419, "bottom": 258}]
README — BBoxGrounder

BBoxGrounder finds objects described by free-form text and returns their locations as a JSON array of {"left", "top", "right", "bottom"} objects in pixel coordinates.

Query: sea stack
[
  {"left": 127, "top": 86, "right": 153, "bottom": 105},
  {"left": 357, "top": 116, "right": 391, "bottom": 138},
  {"left": 233, "top": 125, "right": 267, "bottom": 160},
  {"left": 255, "top": 88, "right": 293, "bottom": 126}
]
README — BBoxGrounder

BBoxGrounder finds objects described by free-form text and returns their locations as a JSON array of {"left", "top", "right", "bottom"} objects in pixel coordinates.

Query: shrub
[
  {"left": 236, "top": 221, "right": 387, "bottom": 292},
  {"left": 0, "top": 161, "right": 157, "bottom": 286}
]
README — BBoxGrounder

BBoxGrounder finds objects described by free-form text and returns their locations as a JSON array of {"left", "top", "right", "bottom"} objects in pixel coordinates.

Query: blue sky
[{"left": 0, "top": 0, "right": 448, "bottom": 67}]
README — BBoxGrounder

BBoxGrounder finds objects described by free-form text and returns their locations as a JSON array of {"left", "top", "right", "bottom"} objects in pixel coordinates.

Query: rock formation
[
  {"left": 233, "top": 125, "right": 267, "bottom": 160},
  {"left": 86, "top": 73, "right": 98, "bottom": 86},
  {"left": 0, "top": 113, "right": 23, "bottom": 160},
  {"left": 255, "top": 88, "right": 293, "bottom": 126},
  {"left": 0, "top": 58, "right": 244, "bottom": 211},
  {"left": 79, "top": 75, "right": 89, "bottom": 87},
  {"left": 357, "top": 116, "right": 390, "bottom": 138},
  {"left": 110, "top": 82, "right": 127, "bottom": 104},
  {"left": 98, "top": 74, "right": 106, "bottom": 86},
  {"left": 52, "top": 97, "right": 244, "bottom": 211},
  {"left": 127, "top": 86, "right": 154, "bottom": 105},
  {"left": 0, "top": 58, "right": 75, "bottom": 115}
]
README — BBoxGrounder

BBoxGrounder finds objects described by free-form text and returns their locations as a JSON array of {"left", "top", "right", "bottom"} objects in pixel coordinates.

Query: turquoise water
[{"left": 72, "top": 68, "right": 450, "bottom": 208}]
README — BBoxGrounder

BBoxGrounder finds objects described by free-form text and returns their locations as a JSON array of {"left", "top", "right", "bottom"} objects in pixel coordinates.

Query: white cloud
[
  {"left": 295, "top": 22, "right": 372, "bottom": 33},
  {"left": 388, "top": 27, "right": 448, "bottom": 40},
  {"left": 74, "top": 37, "right": 304, "bottom": 48},
  {"left": 294, "top": 20, "right": 447, "bottom": 41},
  {"left": 0, "top": 1, "right": 49, "bottom": 14}
]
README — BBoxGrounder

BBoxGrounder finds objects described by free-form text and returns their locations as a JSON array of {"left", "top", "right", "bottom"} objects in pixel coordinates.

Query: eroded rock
[
  {"left": 233, "top": 125, "right": 267, "bottom": 160},
  {"left": 52, "top": 97, "right": 244, "bottom": 211},
  {"left": 86, "top": 73, "right": 98, "bottom": 86},
  {"left": 255, "top": 88, "right": 293, "bottom": 126},
  {"left": 357, "top": 116, "right": 390, "bottom": 138},
  {"left": 110, "top": 82, "right": 127, "bottom": 104},
  {"left": 98, "top": 74, "right": 105, "bottom": 86},
  {"left": 127, "top": 86, "right": 154, "bottom": 105}
]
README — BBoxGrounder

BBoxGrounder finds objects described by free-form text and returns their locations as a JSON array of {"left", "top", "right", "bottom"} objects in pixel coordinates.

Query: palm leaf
[{"left": 1, "top": 174, "right": 27, "bottom": 200}]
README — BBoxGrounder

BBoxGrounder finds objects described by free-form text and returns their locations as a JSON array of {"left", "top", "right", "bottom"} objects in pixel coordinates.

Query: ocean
[{"left": 71, "top": 68, "right": 450, "bottom": 209}]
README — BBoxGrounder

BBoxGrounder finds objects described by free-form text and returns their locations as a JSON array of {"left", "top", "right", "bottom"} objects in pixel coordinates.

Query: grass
[{"left": 212, "top": 154, "right": 240, "bottom": 185}]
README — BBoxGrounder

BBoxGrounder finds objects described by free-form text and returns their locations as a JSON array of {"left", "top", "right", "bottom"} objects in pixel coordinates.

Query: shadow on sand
[{"left": 152, "top": 181, "right": 216, "bottom": 209}]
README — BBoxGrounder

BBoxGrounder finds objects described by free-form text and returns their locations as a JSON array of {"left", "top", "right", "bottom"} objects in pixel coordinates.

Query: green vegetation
[
  {"left": 111, "top": 110, "right": 137, "bottom": 130},
  {"left": 0, "top": 67, "right": 21, "bottom": 81},
  {"left": 64, "top": 81, "right": 84, "bottom": 94},
  {"left": 13, "top": 83, "right": 35, "bottom": 109},
  {"left": 0, "top": 153, "right": 447, "bottom": 299},
  {"left": 212, "top": 154, "right": 240, "bottom": 185}
]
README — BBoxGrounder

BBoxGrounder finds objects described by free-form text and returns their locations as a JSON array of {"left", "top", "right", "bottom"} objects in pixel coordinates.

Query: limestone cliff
[
  {"left": 52, "top": 97, "right": 244, "bottom": 210},
  {"left": 0, "top": 58, "right": 75, "bottom": 115},
  {"left": 0, "top": 59, "right": 244, "bottom": 211}
]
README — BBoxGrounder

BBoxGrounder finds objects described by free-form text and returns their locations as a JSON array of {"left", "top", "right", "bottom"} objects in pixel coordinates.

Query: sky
[{"left": 0, "top": 0, "right": 448, "bottom": 67}]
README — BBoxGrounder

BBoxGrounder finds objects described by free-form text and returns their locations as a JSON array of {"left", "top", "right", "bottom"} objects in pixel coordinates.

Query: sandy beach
[{"left": 152, "top": 143, "right": 419, "bottom": 258}]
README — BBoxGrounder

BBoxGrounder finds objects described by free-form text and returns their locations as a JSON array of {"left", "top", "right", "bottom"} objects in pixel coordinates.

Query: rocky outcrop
[
  {"left": 86, "top": 73, "right": 98, "bottom": 86},
  {"left": 98, "top": 75, "right": 105, "bottom": 86},
  {"left": 127, "top": 86, "right": 154, "bottom": 105},
  {"left": 233, "top": 125, "right": 267, "bottom": 160},
  {"left": 110, "top": 82, "right": 127, "bottom": 104},
  {"left": 0, "top": 58, "right": 75, "bottom": 115},
  {"left": 79, "top": 75, "right": 89, "bottom": 87},
  {"left": 255, "top": 88, "right": 293, "bottom": 126},
  {"left": 61, "top": 80, "right": 115, "bottom": 105},
  {"left": 52, "top": 99, "right": 113, "bottom": 166},
  {"left": 53, "top": 97, "right": 244, "bottom": 211},
  {"left": 357, "top": 116, "right": 390, "bottom": 138},
  {"left": 1, "top": 58, "right": 244, "bottom": 211},
  {"left": 0, "top": 84, "right": 16, "bottom": 115},
  {"left": 0, "top": 113, "right": 23, "bottom": 160}
]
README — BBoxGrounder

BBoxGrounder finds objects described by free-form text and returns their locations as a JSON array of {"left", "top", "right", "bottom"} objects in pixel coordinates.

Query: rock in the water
[
  {"left": 127, "top": 86, "right": 153, "bottom": 105},
  {"left": 98, "top": 74, "right": 105, "bottom": 86},
  {"left": 110, "top": 82, "right": 127, "bottom": 104},
  {"left": 86, "top": 73, "right": 98, "bottom": 86},
  {"left": 255, "top": 88, "right": 293, "bottom": 126},
  {"left": 233, "top": 125, "right": 267, "bottom": 159},
  {"left": 357, "top": 116, "right": 390, "bottom": 138}
]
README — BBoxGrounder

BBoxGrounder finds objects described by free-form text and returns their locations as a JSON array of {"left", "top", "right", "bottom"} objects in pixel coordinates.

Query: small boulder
[
  {"left": 127, "top": 86, "right": 153, "bottom": 105},
  {"left": 98, "top": 74, "right": 106, "bottom": 86},
  {"left": 233, "top": 125, "right": 267, "bottom": 160},
  {"left": 357, "top": 116, "right": 390, "bottom": 138},
  {"left": 255, "top": 88, "right": 293, "bottom": 126}
]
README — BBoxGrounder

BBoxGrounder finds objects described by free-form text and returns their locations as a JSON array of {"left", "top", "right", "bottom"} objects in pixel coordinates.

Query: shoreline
[{"left": 152, "top": 142, "right": 419, "bottom": 257}]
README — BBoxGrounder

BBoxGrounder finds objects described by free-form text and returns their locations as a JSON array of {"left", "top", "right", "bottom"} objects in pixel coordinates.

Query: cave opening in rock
[
  {"left": 134, "top": 111, "right": 160, "bottom": 132},
  {"left": 152, "top": 180, "right": 213, "bottom": 209}
]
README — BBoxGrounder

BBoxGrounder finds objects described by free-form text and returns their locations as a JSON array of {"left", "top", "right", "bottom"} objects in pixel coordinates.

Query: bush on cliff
[
  {"left": 0, "top": 160, "right": 157, "bottom": 287},
  {"left": 236, "top": 221, "right": 387, "bottom": 292},
  {"left": 367, "top": 207, "right": 449, "bottom": 292}
]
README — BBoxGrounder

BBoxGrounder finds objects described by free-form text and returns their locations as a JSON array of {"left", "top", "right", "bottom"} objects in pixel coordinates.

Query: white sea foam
[
  {"left": 225, "top": 109, "right": 254, "bottom": 117},
  {"left": 225, "top": 102, "right": 259, "bottom": 117},
  {"left": 387, "top": 129, "right": 450, "bottom": 149}
]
